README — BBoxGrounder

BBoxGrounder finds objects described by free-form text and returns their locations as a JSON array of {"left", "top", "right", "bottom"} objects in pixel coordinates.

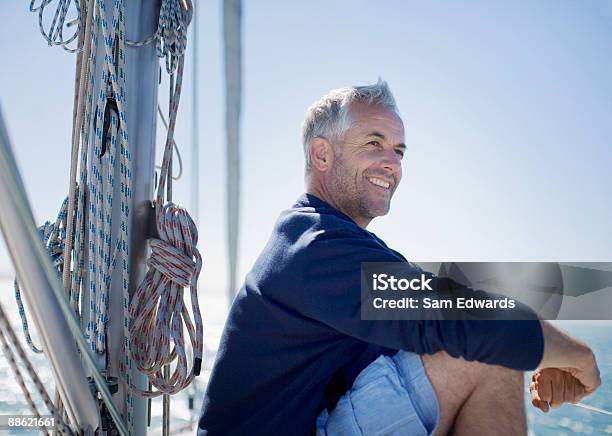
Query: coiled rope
[
  {"left": 126, "top": 0, "right": 192, "bottom": 75},
  {"left": 129, "top": 0, "right": 204, "bottom": 398},
  {"left": 29, "top": 0, "right": 82, "bottom": 52},
  {"left": 31, "top": 0, "right": 192, "bottom": 64}
]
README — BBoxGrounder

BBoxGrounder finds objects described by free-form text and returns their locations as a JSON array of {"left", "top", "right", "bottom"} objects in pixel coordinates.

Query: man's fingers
[
  {"left": 550, "top": 375, "right": 564, "bottom": 408},
  {"left": 574, "top": 383, "right": 587, "bottom": 403},
  {"left": 536, "top": 400, "right": 549, "bottom": 413},
  {"left": 530, "top": 382, "right": 550, "bottom": 413},
  {"left": 538, "top": 376, "right": 553, "bottom": 403},
  {"left": 563, "top": 373, "right": 572, "bottom": 404},
  {"left": 532, "top": 368, "right": 593, "bottom": 411}
]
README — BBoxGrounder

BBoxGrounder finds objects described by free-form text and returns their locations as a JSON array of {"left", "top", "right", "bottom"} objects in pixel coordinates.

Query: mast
[
  {"left": 108, "top": 0, "right": 161, "bottom": 434},
  {"left": 223, "top": 0, "right": 242, "bottom": 302}
]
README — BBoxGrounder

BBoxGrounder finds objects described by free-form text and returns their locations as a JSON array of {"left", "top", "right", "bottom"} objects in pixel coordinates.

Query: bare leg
[{"left": 421, "top": 352, "right": 527, "bottom": 436}]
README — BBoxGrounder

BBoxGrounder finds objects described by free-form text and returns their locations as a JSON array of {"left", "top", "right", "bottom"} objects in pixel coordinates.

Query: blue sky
[{"left": 1, "top": 0, "right": 612, "bottom": 298}]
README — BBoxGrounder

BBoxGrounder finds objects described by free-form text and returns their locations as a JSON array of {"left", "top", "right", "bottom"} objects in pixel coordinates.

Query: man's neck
[{"left": 305, "top": 184, "right": 371, "bottom": 229}]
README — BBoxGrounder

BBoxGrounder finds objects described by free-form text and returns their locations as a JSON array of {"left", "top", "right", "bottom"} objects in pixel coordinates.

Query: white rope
[
  {"left": 28, "top": 0, "right": 201, "bottom": 428},
  {"left": 30, "top": 0, "right": 135, "bottom": 431},
  {"left": 130, "top": 203, "right": 202, "bottom": 397},
  {"left": 5, "top": 4, "right": 133, "bottom": 430},
  {"left": 79, "top": 0, "right": 135, "bottom": 431}
]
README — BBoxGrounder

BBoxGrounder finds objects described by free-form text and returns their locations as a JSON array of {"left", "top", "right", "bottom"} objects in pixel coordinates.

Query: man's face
[{"left": 326, "top": 102, "right": 405, "bottom": 227}]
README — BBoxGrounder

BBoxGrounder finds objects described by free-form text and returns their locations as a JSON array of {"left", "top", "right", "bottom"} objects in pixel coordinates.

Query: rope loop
[
  {"left": 148, "top": 239, "right": 195, "bottom": 288},
  {"left": 157, "top": 0, "right": 192, "bottom": 73},
  {"left": 29, "top": 0, "right": 82, "bottom": 53}
]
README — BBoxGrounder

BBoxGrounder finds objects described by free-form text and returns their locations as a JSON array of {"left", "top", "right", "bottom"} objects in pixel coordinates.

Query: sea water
[{"left": 0, "top": 278, "right": 611, "bottom": 435}]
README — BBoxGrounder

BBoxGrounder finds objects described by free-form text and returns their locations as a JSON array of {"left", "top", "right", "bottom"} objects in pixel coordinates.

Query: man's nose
[{"left": 381, "top": 148, "right": 402, "bottom": 175}]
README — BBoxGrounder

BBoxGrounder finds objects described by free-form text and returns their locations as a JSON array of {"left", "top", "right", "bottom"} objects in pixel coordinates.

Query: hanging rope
[
  {"left": 13, "top": 194, "right": 77, "bottom": 354},
  {"left": 129, "top": 0, "right": 203, "bottom": 398},
  {"left": 31, "top": 0, "right": 193, "bottom": 66},
  {"left": 77, "top": 0, "right": 135, "bottom": 431},
  {"left": 27, "top": 0, "right": 200, "bottom": 424},
  {"left": 0, "top": 303, "right": 74, "bottom": 435}
]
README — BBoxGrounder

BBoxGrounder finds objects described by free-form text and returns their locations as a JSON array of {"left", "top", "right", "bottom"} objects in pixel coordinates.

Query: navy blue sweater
[{"left": 198, "top": 194, "right": 544, "bottom": 435}]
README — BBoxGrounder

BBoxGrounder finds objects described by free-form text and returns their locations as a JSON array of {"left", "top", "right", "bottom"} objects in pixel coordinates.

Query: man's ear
[{"left": 310, "top": 137, "right": 333, "bottom": 171}]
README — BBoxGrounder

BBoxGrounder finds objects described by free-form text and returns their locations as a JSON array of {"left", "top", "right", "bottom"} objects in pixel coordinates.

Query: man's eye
[
  {"left": 395, "top": 149, "right": 405, "bottom": 158},
  {"left": 367, "top": 141, "right": 381, "bottom": 147}
]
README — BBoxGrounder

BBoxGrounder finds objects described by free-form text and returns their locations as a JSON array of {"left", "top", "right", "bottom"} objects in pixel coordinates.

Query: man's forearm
[{"left": 537, "top": 320, "right": 600, "bottom": 393}]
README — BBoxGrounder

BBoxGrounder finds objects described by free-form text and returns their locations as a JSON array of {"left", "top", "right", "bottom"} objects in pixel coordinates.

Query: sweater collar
[{"left": 293, "top": 193, "right": 359, "bottom": 227}]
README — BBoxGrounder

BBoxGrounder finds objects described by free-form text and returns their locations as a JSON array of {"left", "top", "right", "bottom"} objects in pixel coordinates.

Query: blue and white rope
[
  {"left": 14, "top": 194, "right": 76, "bottom": 354},
  {"left": 30, "top": 0, "right": 193, "bottom": 74},
  {"left": 80, "top": 0, "right": 134, "bottom": 430},
  {"left": 29, "top": 0, "right": 82, "bottom": 52},
  {"left": 27, "top": 0, "right": 197, "bottom": 429},
  {"left": 156, "top": 0, "right": 193, "bottom": 73}
]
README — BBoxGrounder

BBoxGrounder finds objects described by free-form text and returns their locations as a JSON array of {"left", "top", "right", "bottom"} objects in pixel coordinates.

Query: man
[{"left": 198, "top": 81, "right": 600, "bottom": 435}]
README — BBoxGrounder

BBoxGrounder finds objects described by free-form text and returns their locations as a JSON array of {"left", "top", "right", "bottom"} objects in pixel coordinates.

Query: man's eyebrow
[{"left": 366, "top": 131, "right": 406, "bottom": 149}]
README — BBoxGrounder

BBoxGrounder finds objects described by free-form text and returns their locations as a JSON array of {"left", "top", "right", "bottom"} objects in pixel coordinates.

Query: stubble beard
[{"left": 330, "top": 155, "right": 390, "bottom": 225}]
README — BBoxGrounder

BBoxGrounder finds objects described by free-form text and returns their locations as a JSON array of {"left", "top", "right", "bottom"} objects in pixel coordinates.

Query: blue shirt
[{"left": 198, "top": 194, "right": 544, "bottom": 435}]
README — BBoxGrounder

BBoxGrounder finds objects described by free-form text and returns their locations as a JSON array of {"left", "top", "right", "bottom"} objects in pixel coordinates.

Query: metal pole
[
  {"left": 119, "top": 1, "right": 163, "bottom": 434},
  {"left": 223, "top": 0, "right": 242, "bottom": 302}
]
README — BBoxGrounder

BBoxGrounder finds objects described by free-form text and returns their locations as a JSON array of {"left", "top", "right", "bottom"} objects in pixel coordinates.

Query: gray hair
[{"left": 301, "top": 79, "right": 400, "bottom": 172}]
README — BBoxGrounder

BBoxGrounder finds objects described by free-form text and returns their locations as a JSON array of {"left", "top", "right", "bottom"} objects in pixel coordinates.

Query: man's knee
[
  {"left": 421, "top": 352, "right": 525, "bottom": 435},
  {"left": 423, "top": 351, "right": 523, "bottom": 394}
]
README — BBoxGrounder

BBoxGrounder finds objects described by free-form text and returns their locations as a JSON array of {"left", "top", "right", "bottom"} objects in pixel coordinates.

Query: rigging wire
[
  {"left": 156, "top": 103, "right": 183, "bottom": 181},
  {"left": 524, "top": 388, "right": 612, "bottom": 417},
  {"left": 0, "top": 303, "right": 74, "bottom": 435}
]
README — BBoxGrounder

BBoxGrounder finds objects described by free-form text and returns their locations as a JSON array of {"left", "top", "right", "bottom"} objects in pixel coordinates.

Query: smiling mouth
[{"left": 367, "top": 177, "right": 391, "bottom": 190}]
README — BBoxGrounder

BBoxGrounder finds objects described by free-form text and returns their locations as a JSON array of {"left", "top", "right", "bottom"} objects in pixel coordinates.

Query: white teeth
[{"left": 368, "top": 177, "right": 390, "bottom": 189}]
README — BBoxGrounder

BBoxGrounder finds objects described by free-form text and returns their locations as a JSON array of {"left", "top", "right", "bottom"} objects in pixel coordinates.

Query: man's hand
[
  {"left": 532, "top": 321, "right": 601, "bottom": 412},
  {"left": 530, "top": 368, "right": 590, "bottom": 412}
]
